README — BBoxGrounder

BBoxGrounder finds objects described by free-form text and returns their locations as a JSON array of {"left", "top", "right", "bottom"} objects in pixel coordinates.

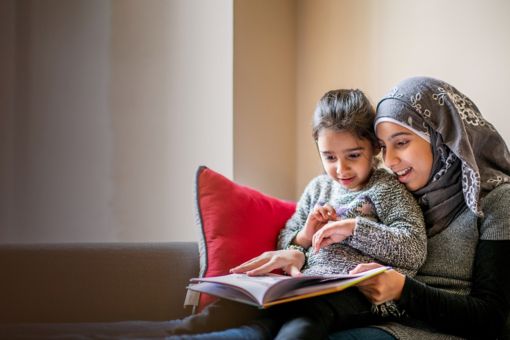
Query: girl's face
[
  {"left": 317, "top": 128, "right": 376, "bottom": 191},
  {"left": 375, "top": 122, "right": 433, "bottom": 192}
]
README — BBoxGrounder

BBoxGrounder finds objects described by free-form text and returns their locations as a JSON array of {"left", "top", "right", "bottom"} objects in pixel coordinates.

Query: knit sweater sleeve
[
  {"left": 396, "top": 185, "right": 510, "bottom": 339},
  {"left": 398, "top": 240, "right": 510, "bottom": 339},
  {"left": 348, "top": 173, "right": 427, "bottom": 275},
  {"left": 277, "top": 177, "right": 320, "bottom": 250}
]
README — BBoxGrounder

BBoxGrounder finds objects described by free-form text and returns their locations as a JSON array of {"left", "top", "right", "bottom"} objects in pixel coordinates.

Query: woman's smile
[{"left": 394, "top": 167, "right": 412, "bottom": 182}]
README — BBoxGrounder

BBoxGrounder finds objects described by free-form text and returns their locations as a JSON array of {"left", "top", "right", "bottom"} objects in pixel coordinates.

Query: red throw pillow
[{"left": 195, "top": 166, "right": 296, "bottom": 309}]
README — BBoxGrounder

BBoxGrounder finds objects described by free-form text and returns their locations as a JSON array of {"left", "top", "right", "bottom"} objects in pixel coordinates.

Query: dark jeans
[
  {"left": 166, "top": 326, "right": 396, "bottom": 340},
  {"left": 0, "top": 289, "right": 388, "bottom": 339},
  {"left": 169, "top": 288, "right": 381, "bottom": 339},
  {"left": 329, "top": 327, "right": 396, "bottom": 340}
]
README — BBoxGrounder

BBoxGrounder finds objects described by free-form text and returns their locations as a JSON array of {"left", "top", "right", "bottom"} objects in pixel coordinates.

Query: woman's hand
[
  {"left": 230, "top": 249, "right": 306, "bottom": 277},
  {"left": 350, "top": 263, "right": 406, "bottom": 304},
  {"left": 311, "top": 218, "right": 356, "bottom": 252},
  {"left": 296, "top": 203, "right": 337, "bottom": 248}
]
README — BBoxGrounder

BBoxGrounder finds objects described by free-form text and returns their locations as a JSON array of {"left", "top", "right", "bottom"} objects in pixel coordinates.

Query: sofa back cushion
[{"left": 0, "top": 242, "right": 199, "bottom": 322}]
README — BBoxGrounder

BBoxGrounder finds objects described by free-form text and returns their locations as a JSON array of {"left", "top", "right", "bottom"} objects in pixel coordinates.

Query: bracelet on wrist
[{"left": 286, "top": 244, "right": 308, "bottom": 260}]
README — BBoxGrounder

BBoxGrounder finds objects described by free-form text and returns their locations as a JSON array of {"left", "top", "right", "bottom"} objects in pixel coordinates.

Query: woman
[
  {"left": 239, "top": 76, "right": 510, "bottom": 339},
  {"left": 328, "top": 76, "right": 510, "bottom": 339}
]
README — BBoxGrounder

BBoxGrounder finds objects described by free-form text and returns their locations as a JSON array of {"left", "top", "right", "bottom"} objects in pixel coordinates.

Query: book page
[
  {"left": 188, "top": 282, "right": 261, "bottom": 307},
  {"left": 190, "top": 273, "right": 293, "bottom": 305}
]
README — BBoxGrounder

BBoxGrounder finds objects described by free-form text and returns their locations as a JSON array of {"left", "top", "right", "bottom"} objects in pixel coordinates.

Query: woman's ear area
[
  {"left": 373, "top": 143, "right": 381, "bottom": 155},
  {"left": 369, "top": 137, "right": 381, "bottom": 156}
]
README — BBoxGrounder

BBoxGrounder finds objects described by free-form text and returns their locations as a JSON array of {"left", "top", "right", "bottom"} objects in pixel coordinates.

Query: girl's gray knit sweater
[{"left": 278, "top": 168, "right": 427, "bottom": 277}]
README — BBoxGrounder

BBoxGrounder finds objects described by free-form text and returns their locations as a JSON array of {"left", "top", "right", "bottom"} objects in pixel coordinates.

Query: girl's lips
[{"left": 339, "top": 177, "right": 355, "bottom": 185}]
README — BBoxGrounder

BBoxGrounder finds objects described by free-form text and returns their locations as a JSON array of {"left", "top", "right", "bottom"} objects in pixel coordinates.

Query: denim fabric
[
  {"left": 329, "top": 327, "right": 396, "bottom": 340},
  {"left": 165, "top": 324, "right": 268, "bottom": 340}
]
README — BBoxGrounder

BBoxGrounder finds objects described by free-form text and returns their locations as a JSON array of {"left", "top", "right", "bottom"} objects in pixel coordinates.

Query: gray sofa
[
  {"left": 1, "top": 242, "right": 509, "bottom": 339},
  {"left": 0, "top": 242, "right": 198, "bottom": 325}
]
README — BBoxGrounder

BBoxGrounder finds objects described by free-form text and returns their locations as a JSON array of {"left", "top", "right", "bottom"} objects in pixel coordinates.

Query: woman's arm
[{"left": 398, "top": 239, "right": 510, "bottom": 339}]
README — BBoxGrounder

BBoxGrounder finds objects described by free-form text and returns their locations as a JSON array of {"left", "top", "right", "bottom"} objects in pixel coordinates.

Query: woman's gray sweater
[{"left": 375, "top": 184, "right": 510, "bottom": 339}]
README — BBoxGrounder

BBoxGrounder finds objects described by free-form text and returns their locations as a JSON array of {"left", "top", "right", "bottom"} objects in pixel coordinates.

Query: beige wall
[
  {"left": 296, "top": 0, "right": 510, "bottom": 194},
  {"left": 3, "top": 0, "right": 114, "bottom": 242},
  {"left": 234, "top": 0, "right": 297, "bottom": 200},
  {"left": 1, "top": 0, "right": 233, "bottom": 243},
  {"left": 2, "top": 0, "right": 509, "bottom": 243},
  {"left": 110, "top": 0, "right": 233, "bottom": 242}
]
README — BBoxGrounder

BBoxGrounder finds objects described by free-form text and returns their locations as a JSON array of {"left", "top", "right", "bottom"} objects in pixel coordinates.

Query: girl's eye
[
  {"left": 348, "top": 153, "right": 361, "bottom": 159},
  {"left": 324, "top": 155, "right": 336, "bottom": 161}
]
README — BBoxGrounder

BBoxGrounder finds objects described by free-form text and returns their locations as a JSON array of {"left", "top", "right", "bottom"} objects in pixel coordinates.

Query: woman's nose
[{"left": 384, "top": 148, "right": 398, "bottom": 167}]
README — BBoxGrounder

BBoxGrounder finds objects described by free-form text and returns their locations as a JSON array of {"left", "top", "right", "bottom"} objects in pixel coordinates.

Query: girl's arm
[
  {"left": 347, "top": 175, "right": 427, "bottom": 274},
  {"left": 398, "top": 239, "right": 510, "bottom": 339},
  {"left": 277, "top": 177, "right": 322, "bottom": 250}
]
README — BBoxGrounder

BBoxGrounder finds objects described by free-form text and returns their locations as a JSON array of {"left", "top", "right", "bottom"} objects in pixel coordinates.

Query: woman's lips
[{"left": 395, "top": 167, "right": 412, "bottom": 182}]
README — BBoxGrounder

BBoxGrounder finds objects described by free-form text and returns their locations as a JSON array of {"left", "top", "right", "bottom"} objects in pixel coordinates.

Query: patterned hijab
[{"left": 375, "top": 76, "right": 510, "bottom": 237}]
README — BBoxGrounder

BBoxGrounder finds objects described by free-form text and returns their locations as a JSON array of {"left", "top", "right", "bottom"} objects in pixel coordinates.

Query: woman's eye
[
  {"left": 324, "top": 155, "right": 336, "bottom": 161},
  {"left": 348, "top": 153, "right": 361, "bottom": 159},
  {"left": 395, "top": 140, "right": 409, "bottom": 148}
]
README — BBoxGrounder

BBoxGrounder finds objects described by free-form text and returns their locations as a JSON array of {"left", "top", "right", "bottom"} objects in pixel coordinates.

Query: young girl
[
  {"left": 277, "top": 89, "right": 426, "bottom": 281},
  {"left": 169, "top": 89, "right": 427, "bottom": 339}
]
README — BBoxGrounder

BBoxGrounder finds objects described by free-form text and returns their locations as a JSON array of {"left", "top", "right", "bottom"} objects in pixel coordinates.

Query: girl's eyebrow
[
  {"left": 320, "top": 146, "right": 365, "bottom": 154},
  {"left": 343, "top": 146, "right": 364, "bottom": 153}
]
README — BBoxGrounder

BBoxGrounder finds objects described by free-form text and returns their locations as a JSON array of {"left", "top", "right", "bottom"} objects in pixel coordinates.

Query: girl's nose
[{"left": 336, "top": 160, "right": 349, "bottom": 174}]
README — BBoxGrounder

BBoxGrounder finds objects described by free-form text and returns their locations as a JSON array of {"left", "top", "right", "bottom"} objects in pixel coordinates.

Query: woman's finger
[
  {"left": 230, "top": 254, "right": 271, "bottom": 273},
  {"left": 246, "top": 259, "right": 278, "bottom": 276},
  {"left": 287, "top": 265, "right": 302, "bottom": 277},
  {"left": 349, "top": 262, "right": 382, "bottom": 275}
]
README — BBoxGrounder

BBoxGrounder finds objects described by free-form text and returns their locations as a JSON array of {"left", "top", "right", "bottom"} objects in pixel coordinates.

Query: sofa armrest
[{"left": 0, "top": 242, "right": 199, "bottom": 323}]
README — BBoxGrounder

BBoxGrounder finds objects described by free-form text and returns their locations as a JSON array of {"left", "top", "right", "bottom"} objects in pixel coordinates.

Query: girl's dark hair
[{"left": 312, "top": 89, "right": 378, "bottom": 149}]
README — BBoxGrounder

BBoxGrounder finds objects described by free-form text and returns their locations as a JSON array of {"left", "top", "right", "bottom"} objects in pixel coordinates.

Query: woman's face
[{"left": 376, "top": 122, "right": 433, "bottom": 192}]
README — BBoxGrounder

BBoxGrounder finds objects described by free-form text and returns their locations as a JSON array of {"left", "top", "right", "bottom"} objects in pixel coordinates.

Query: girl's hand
[
  {"left": 311, "top": 218, "right": 356, "bottom": 252},
  {"left": 230, "top": 249, "right": 305, "bottom": 277},
  {"left": 296, "top": 203, "right": 337, "bottom": 248},
  {"left": 350, "top": 262, "right": 406, "bottom": 304}
]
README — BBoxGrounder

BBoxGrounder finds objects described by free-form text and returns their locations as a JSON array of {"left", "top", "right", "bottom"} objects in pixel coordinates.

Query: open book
[{"left": 188, "top": 266, "right": 389, "bottom": 308}]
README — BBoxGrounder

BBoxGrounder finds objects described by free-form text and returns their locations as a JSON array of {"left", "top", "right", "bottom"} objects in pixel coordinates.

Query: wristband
[{"left": 286, "top": 244, "right": 308, "bottom": 261}]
